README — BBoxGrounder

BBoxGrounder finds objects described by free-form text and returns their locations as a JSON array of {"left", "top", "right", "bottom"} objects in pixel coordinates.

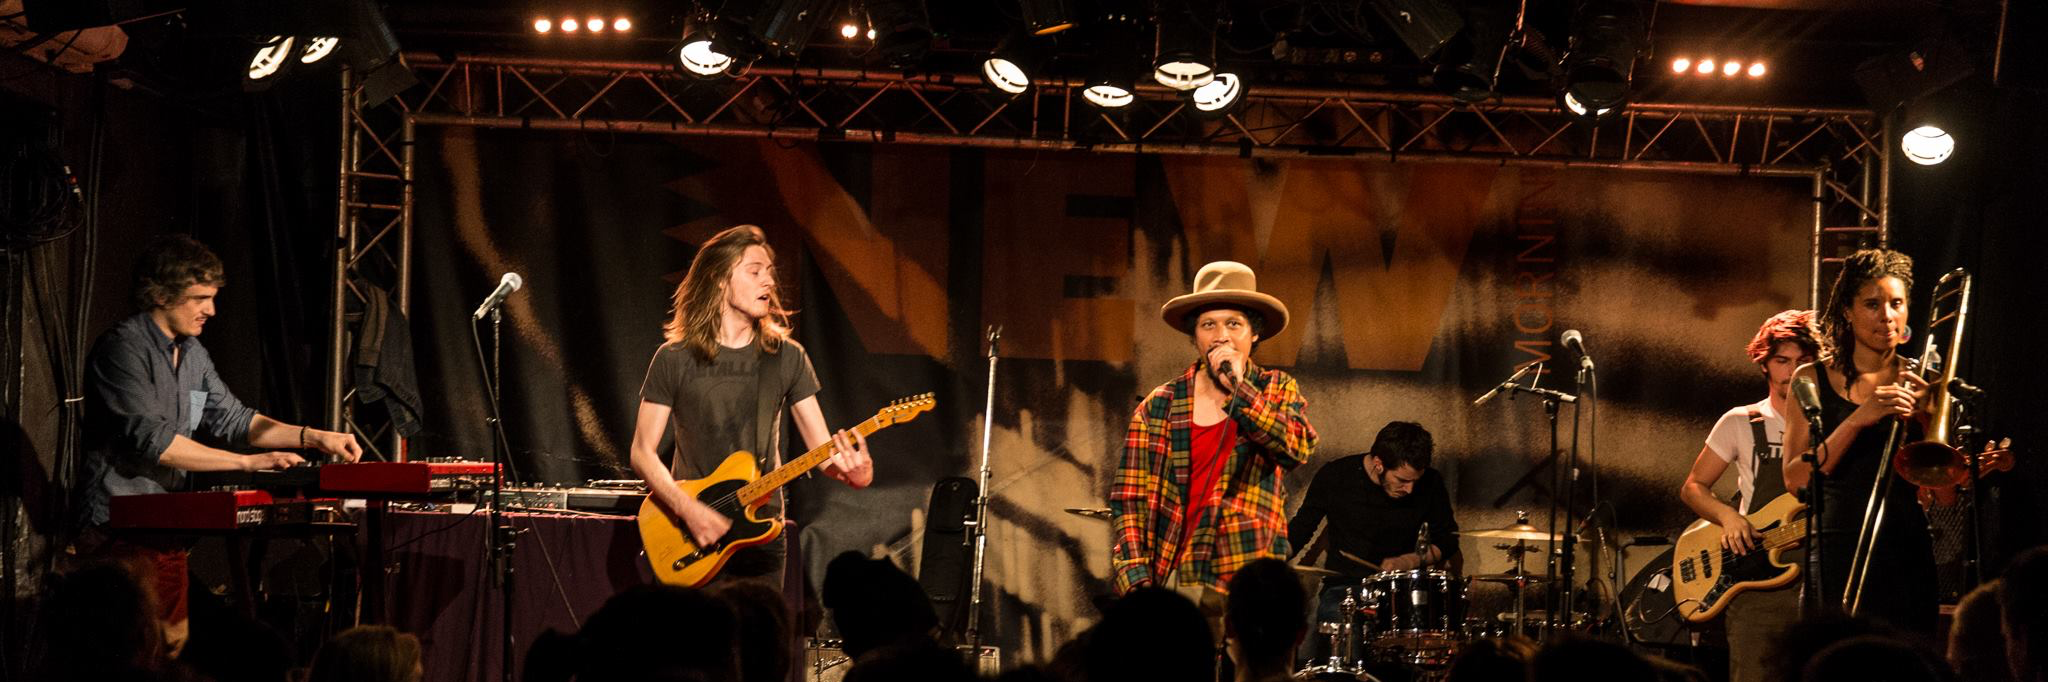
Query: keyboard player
[{"left": 74, "top": 235, "right": 363, "bottom": 654}]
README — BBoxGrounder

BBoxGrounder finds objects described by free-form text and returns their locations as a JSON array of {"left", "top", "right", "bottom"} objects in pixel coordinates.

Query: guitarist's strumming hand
[
  {"left": 822, "top": 428, "right": 873, "bottom": 489},
  {"left": 1718, "top": 508, "right": 1762, "bottom": 555},
  {"left": 673, "top": 495, "right": 734, "bottom": 548}
]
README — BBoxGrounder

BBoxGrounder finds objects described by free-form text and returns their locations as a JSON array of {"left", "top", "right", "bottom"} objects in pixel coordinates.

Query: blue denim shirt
[{"left": 80, "top": 313, "right": 257, "bottom": 525}]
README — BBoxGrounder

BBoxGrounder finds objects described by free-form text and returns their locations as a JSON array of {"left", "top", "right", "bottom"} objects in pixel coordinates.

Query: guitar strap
[
  {"left": 754, "top": 346, "right": 786, "bottom": 510},
  {"left": 1744, "top": 406, "right": 1788, "bottom": 513}
]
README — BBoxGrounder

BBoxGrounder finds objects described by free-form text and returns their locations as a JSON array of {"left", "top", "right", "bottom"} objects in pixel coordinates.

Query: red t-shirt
[{"left": 1176, "top": 417, "right": 1237, "bottom": 567}]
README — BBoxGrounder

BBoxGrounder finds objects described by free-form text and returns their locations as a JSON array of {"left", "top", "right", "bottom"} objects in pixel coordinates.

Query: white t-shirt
[{"left": 1703, "top": 399, "right": 1786, "bottom": 515}]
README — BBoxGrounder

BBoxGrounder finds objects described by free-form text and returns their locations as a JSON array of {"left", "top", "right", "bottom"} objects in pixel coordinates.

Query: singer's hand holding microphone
[{"left": 1207, "top": 343, "right": 1244, "bottom": 389}]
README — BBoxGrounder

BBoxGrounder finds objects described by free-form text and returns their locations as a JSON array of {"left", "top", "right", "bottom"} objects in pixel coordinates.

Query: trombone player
[{"left": 1782, "top": 248, "right": 1938, "bottom": 639}]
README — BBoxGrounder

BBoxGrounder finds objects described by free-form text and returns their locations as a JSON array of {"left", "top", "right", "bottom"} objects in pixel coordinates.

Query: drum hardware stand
[
  {"left": 962, "top": 326, "right": 1000, "bottom": 656},
  {"left": 1473, "top": 362, "right": 1578, "bottom": 637}
]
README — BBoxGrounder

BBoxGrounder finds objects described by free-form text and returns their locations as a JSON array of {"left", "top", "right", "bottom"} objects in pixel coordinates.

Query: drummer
[{"left": 1288, "top": 420, "right": 1459, "bottom": 588}]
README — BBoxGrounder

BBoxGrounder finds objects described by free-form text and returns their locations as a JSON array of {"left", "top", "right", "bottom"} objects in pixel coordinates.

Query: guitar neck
[
  {"left": 1758, "top": 516, "right": 1809, "bottom": 551},
  {"left": 735, "top": 416, "right": 885, "bottom": 505}
]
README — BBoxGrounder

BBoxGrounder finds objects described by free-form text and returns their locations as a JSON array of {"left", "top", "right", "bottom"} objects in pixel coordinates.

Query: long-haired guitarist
[
  {"left": 1675, "top": 309, "right": 1817, "bottom": 682},
  {"left": 1782, "top": 248, "right": 1938, "bottom": 639},
  {"left": 1110, "top": 261, "right": 1319, "bottom": 632},
  {"left": 627, "top": 224, "right": 873, "bottom": 588}
]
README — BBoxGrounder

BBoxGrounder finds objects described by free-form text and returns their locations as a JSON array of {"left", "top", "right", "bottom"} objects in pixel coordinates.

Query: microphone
[
  {"left": 1561, "top": 329, "right": 1593, "bottom": 370},
  {"left": 1473, "top": 362, "right": 1537, "bottom": 406},
  {"left": 1791, "top": 375, "right": 1825, "bottom": 420},
  {"left": 471, "top": 272, "right": 524, "bottom": 320},
  {"left": 1898, "top": 324, "right": 1912, "bottom": 344},
  {"left": 1949, "top": 378, "right": 1986, "bottom": 402}
]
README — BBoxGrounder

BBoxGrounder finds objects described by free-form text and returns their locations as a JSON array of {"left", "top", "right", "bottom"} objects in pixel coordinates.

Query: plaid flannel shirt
[{"left": 1109, "top": 361, "right": 1317, "bottom": 594}]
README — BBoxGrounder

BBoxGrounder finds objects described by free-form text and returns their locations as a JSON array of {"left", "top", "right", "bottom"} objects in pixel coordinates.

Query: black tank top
[{"left": 1815, "top": 364, "right": 1918, "bottom": 506}]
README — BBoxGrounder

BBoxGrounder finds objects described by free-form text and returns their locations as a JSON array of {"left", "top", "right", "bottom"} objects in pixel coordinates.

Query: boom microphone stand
[
  {"left": 470, "top": 305, "right": 520, "bottom": 682},
  {"left": 962, "top": 326, "right": 1001, "bottom": 658}
]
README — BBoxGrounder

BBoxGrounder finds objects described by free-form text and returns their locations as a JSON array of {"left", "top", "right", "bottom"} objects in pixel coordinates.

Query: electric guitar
[
  {"left": 637, "top": 393, "right": 935, "bottom": 587},
  {"left": 1670, "top": 492, "right": 1808, "bottom": 623}
]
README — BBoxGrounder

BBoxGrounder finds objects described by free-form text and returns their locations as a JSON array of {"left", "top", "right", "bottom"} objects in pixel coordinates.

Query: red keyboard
[
  {"left": 317, "top": 461, "right": 500, "bottom": 496},
  {"left": 108, "top": 490, "right": 341, "bottom": 531}
]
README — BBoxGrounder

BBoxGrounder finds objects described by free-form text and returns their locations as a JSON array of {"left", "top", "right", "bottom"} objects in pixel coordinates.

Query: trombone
[{"left": 1842, "top": 268, "right": 1972, "bottom": 615}]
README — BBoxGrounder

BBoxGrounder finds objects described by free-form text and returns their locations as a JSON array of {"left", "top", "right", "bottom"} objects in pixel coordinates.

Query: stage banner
[{"left": 409, "top": 128, "right": 1808, "bottom": 661}]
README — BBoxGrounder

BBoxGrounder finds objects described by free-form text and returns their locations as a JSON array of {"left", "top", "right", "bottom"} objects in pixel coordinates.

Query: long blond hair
[{"left": 663, "top": 224, "right": 791, "bottom": 361}]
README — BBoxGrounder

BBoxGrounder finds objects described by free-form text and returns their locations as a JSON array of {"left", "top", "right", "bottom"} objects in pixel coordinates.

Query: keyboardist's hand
[
  {"left": 307, "top": 429, "right": 364, "bottom": 463},
  {"left": 243, "top": 452, "right": 307, "bottom": 471}
]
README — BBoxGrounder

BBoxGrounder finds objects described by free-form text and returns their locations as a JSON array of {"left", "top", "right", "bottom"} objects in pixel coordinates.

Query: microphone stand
[
  {"left": 962, "top": 326, "right": 1001, "bottom": 659},
  {"left": 1800, "top": 408, "right": 1828, "bottom": 618},
  {"left": 1490, "top": 371, "right": 1577, "bottom": 637},
  {"left": 470, "top": 306, "right": 520, "bottom": 682}
]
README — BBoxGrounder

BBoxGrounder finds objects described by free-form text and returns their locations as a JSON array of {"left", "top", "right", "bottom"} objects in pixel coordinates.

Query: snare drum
[{"left": 1364, "top": 569, "right": 1467, "bottom": 650}]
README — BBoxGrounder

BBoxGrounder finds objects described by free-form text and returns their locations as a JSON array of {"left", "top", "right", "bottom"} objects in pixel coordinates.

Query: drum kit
[
  {"left": 1060, "top": 508, "right": 1606, "bottom": 681},
  {"left": 1294, "top": 513, "right": 1604, "bottom": 681}
]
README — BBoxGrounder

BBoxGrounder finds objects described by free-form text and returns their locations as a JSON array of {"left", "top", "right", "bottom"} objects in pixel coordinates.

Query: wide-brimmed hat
[{"left": 1159, "top": 261, "right": 1289, "bottom": 338}]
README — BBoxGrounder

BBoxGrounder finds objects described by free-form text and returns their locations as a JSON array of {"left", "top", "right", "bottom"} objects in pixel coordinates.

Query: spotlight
[
  {"left": 562, "top": 17, "right": 579, "bottom": 32},
  {"left": 1696, "top": 58, "right": 1714, "bottom": 75},
  {"left": 587, "top": 16, "right": 604, "bottom": 32},
  {"left": 1747, "top": 62, "right": 1765, "bottom": 78},
  {"left": 299, "top": 36, "right": 340, "bottom": 64},
  {"left": 1560, "top": 91, "right": 1616, "bottom": 120},
  {"left": 983, "top": 56, "right": 1031, "bottom": 94},
  {"left": 1901, "top": 125, "right": 1954, "bottom": 165},
  {"left": 1432, "top": 1, "right": 1513, "bottom": 103},
  {"left": 1721, "top": 60, "right": 1740, "bottom": 77},
  {"left": 1152, "top": 9, "right": 1216, "bottom": 91},
  {"left": 1083, "top": 13, "right": 1143, "bottom": 109},
  {"left": 1671, "top": 57, "right": 1689, "bottom": 74},
  {"left": 677, "top": 14, "right": 755, "bottom": 77},
  {"left": 613, "top": 17, "right": 631, "bottom": 32},
  {"left": 534, "top": 17, "right": 552, "bottom": 33},
  {"left": 1188, "top": 71, "right": 1245, "bottom": 117},
  {"left": 866, "top": 28, "right": 876, "bottom": 40},
  {"left": 840, "top": 23, "right": 858, "bottom": 39},
  {"left": 746, "top": 0, "right": 836, "bottom": 57},
  {"left": 981, "top": 31, "right": 1051, "bottom": 95},
  {"left": 1020, "top": 0, "right": 1076, "bottom": 35},
  {"left": 679, "top": 37, "right": 736, "bottom": 77},
  {"left": 246, "top": 35, "right": 297, "bottom": 83},
  {"left": 1559, "top": 0, "right": 1646, "bottom": 115}
]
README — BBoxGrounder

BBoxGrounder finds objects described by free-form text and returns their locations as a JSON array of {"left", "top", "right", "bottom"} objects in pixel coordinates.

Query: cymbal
[
  {"left": 1458, "top": 522, "right": 1563, "bottom": 542},
  {"left": 1469, "top": 572, "right": 1550, "bottom": 585},
  {"left": 1063, "top": 507, "right": 1112, "bottom": 521}
]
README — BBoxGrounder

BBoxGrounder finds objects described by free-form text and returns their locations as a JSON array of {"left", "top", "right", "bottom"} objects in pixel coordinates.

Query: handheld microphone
[
  {"left": 1473, "top": 362, "right": 1537, "bottom": 406},
  {"left": 471, "top": 272, "right": 524, "bottom": 320},
  {"left": 1791, "top": 375, "right": 1825, "bottom": 420},
  {"left": 1561, "top": 329, "right": 1593, "bottom": 370}
]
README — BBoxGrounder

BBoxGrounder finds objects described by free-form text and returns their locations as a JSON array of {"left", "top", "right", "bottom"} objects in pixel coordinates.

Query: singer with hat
[
  {"left": 1108, "top": 260, "right": 1319, "bottom": 628},
  {"left": 1675, "top": 309, "right": 1818, "bottom": 682}
]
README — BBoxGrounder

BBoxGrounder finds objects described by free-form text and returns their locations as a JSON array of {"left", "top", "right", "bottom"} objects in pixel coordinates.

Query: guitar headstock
[{"left": 875, "top": 393, "right": 937, "bottom": 426}]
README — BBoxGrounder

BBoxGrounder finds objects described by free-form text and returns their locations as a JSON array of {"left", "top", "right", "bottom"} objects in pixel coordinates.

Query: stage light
[
  {"left": 534, "top": 17, "right": 552, "bottom": 33},
  {"left": 1561, "top": 91, "right": 1616, "bottom": 120},
  {"left": 840, "top": 23, "right": 858, "bottom": 39},
  {"left": 1697, "top": 58, "right": 1714, "bottom": 75},
  {"left": 1432, "top": 1, "right": 1512, "bottom": 103},
  {"left": 680, "top": 38, "right": 735, "bottom": 76},
  {"left": 866, "top": 28, "right": 876, "bottom": 40},
  {"left": 586, "top": 17, "right": 604, "bottom": 32},
  {"left": 1559, "top": 0, "right": 1646, "bottom": 115},
  {"left": 1671, "top": 57, "right": 1690, "bottom": 73},
  {"left": 1084, "top": 79, "right": 1135, "bottom": 108},
  {"left": 1020, "top": 0, "right": 1075, "bottom": 35},
  {"left": 1152, "top": 9, "right": 1216, "bottom": 91},
  {"left": 247, "top": 35, "right": 296, "bottom": 82},
  {"left": 983, "top": 57, "right": 1030, "bottom": 94},
  {"left": 299, "top": 36, "right": 339, "bottom": 64},
  {"left": 1747, "top": 62, "right": 1765, "bottom": 77},
  {"left": 981, "top": 30, "right": 1052, "bottom": 95},
  {"left": 613, "top": 17, "right": 631, "bottom": 32},
  {"left": 1188, "top": 71, "right": 1244, "bottom": 117},
  {"left": 562, "top": 17, "right": 579, "bottom": 32},
  {"left": 1721, "top": 60, "right": 1740, "bottom": 77},
  {"left": 745, "top": 0, "right": 835, "bottom": 57},
  {"left": 1901, "top": 125, "right": 1954, "bottom": 165}
]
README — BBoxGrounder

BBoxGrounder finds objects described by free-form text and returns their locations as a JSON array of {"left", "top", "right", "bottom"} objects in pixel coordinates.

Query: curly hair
[
  {"left": 130, "top": 234, "right": 224, "bottom": 310},
  {"left": 1746, "top": 309, "right": 1819, "bottom": 365},
  {"left": 662, "top": 225, "right": 790, "bottom": 361},
  {"left": 1369, "top": 421, "right": 1435, "bottom": 472},
  {"left": 1817, "top": 248, "right": 1914, "bottom": 379}
]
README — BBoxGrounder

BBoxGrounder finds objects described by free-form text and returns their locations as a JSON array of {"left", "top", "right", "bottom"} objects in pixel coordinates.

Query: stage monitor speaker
[
  {"left": 1997, "top": 0, "right": 2048, "bottom": 90},
  {"left": 917, "top": 476, "right": 977, "bottom": 632},
  {"left": 1365, "top": 0, "right": 1464, "bottom": 62}
]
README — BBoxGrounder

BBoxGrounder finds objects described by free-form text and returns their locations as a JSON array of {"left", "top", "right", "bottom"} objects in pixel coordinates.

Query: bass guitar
[
  {"left": 637, "top": 393, "right": 934, "bottom": 587},
  {"left": 1670, "top": 492, "right": 1807, "bottom": 622}
]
